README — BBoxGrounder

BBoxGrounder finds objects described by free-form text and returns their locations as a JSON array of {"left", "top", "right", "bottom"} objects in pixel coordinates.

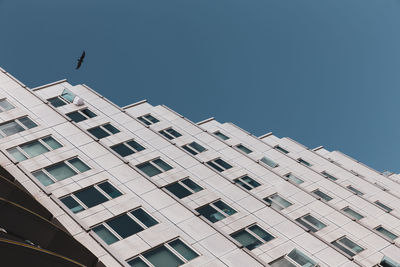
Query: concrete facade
[{"left": 0, "top": 68, "right": 399, "bottom": 267}]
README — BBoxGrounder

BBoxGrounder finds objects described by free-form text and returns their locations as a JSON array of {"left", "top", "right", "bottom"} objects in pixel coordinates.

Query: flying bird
[{"left": 76, "top": 51, "right": 86, "bottom": 69}]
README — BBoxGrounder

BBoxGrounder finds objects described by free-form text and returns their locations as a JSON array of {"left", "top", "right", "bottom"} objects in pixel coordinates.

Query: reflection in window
[
  {"left": 7, "top": 136, "right": 62, "bottom": 162},
  {"left": 0, "top": 117, "right": 37, "bottom": 138},
  {"left": 137, "top": 158, "right": 173, "bottom": 177},
  {"left": 165, "top": 178, "right": 203, "bottom": 199},
  {"left": 196, "top": 200, "right": 236, "bottom": 223},
  {"left": 231, "top": 224, "right": 274, "bottom": 250},
  {"left": 88, "top": 123, "right": 120, "bottom": 139}
]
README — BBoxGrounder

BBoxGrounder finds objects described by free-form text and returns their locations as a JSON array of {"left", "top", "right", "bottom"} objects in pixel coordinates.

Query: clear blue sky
[{"left": 1, "top": 0, "right": 400, "bottom": 172}]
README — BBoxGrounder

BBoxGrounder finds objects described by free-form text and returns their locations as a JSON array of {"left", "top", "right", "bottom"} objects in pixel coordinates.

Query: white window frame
[
  {"left": 159, "top": 127, "right": 182, "bottom": 140},
  {"left": 230, "top": 224, "right": 275, "bottom": 249},
  {"left": 197, "top": 199, "right": 237, "bottom": 220},
  {"left": 136, "top": 158, "right": 173, "bottom": 176},
  {"left": 0, "top": 116, "right": 37, "bottom": 137},
  {"left": 137, "top": 114, "right": 159, "bottom": 125},
  {"left": 66, "top": 108, "right": 97, "bottom": 122},
  {"left": 295, "top": 213, "right": 327, "bottom": 232},
  {"left": 165, "top": 177, "right": 203, "bottom": 197},
  {"left": 88, "top": 123, "right": 120, "bottom": 138},
  {"left": 264, "top": 193, "right": 292, "bottom": 211},
  {"left": 0, "top": 98, "right": 15, "bottom": 112},
  {"left": 182, "top": 141, "right": 206, "bottom": 155},
  {"left": 284, "top": 173, "right": 304, "bottom": 185},
  {"left": 234, "top": 175, "right": 261, "bottom": 190},
  {"left": 331, "top": 236, "right": 364, "bottom": 257},
  {"left": 7, "top": 135, "right": 62, "bottom": 161},
  {"left": 206, "top": 158, "right": 233, "bottom": 172}
]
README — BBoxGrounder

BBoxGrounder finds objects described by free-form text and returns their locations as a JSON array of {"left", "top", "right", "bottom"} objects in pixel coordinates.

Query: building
[{"left": 0, "top": 67, "right": 399, "bottom": 267}]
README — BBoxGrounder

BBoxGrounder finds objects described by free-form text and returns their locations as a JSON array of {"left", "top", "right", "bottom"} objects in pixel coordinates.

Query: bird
[{"left": 76, "top": 51, "right": 86, "bottom": 69}]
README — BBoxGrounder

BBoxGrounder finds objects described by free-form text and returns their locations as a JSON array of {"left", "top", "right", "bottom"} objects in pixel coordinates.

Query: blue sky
[{"left": 1, "top": 0, "right": 400, "bottom": 172}]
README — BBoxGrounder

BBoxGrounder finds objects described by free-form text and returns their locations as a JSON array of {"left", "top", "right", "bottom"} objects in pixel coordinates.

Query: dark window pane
[
  {"left": 214, "top": 200, "right": 236, "bottom": 216},
  {"left": 295, "top": 218, "right": 318, "bottom": 232},
  {"left": 160, "top": 130, "right": 174, "bottom": 140},
  {"left": 332, "top": 241, "right": 355, "bottom": 257},
  {"left": 74, "top": 187, "right": 108, "bottom": 208},
  {"left": 0, "top": 121, "right": 24, "bottom": 136},
  {"left": 68, "top": 158, "right": 90, "bottom": 172},
  {"left": 128, "top": 257, "right": 150, "bottom": 267},
  {"left": 215, "top": 159, "right": 232, "bottom": 170},
  {"left": 103, "top": 123, "right": 120, "bottom": 134},
  {"left": 98, "top": 182, "right": 122, "bottom": 198},
  {"left": 340, "top": 237, "right": 364, "bottom": 253},
  {"left": 196, "top": 205, "right": 226, "bottom": 223},
  {"left": 375, "top": 201, "right": 393, "bottom": 212},
  {"left": 107, "top": 214, "right": 144, "bottom": 238},
  {"left": 322, "top": 171, "right": 337, "bottom": 181},
  {"left": 214, "top": 131, "right": 229, "bottom": 140},
  {"left": 42, "top": 136, "right": 62, "bottom": 150},
  {"left": 189, "top": 142, "right": 205, "bottom": 153},
  {"left": 45, "top": 162, "right": 77, "bottom": 181},
  {"left": 270, "top": 257, "right": 297, "bottom": 267},
  {"left": 313, "top": 190, "right": 333, "bottom": 201},
  {"left": 127, "top": 140, "right": 145, "bottom": 152},
  {"left": 231, "top": 230, "right": 262, "bottom": 250},
  {"left": 207, "top": 161, "right": 224, "bottom": 172},
  {"left": 18, "top": 117, "right": 37, "bottom": 129},
  {"left": 131, "top": 208, "right": 158, "bottom": 228},
  {"left": 275, "top": 146, "right": 289, "bottom": 154},
  {"left": 165, "top": 182, "right": 192, "bottom": 199},
  {"left": 138, "top": 117, "right": 151, "bottom": 125},
  {"left": 144, "top": 114, "right": 159, "bottom": 123},
  {"left": 93, "top": 225, "right": 119, "bottom": 245},
  {"left": 181, "top": 178, "right": 203, "bottom": 192},
  {"left": 342, "top": 207, "right": 364, "bottom": 220},
  {"left": 242, "top": 176, "right": 260, "bottom": 188},
  {"left": 236, "top": 144, "right": 252, "bottom": 154},
  {"left": 88, "top": 127, "right": 110, "bottom": 139},
  {"left": 137, "top": 162, "right": 162, "bottom": 177},
  {"left": 153, "top": 159, "right": 172, "bottom": 171},
  {"left": 111, "top": 143, "right": 135, "bottom": 157},
  {"left": 182, "top": 145, "right": 198, "bottom": 155},
  {"left": 376, "top": 226, "right": 398, "bottom": 240},
  {"left": 143, "top": 245, "right": 183, "bottom": 267},
  {"left": 249, "top": 225, "right": 275, "bottom": 242},
  {"left": 48, "top": 97, "right": 67, "bottom": 107},
  {"left": 235, "top": 179, "right": 252, "bottom": 190},
  {"left": 81, "top": 108, "right": 97, "bottom": 118},
  {"left": 67, "top": 111, "right": 87, "bottom": 122},
  {"left": 166, "top": 128, "right": 181, "bottom": 138},
  {"left": 169, "top": 239, "right": 198, "bottom": 260},
  {"left": 61, "top": 196, "right": 85, "bottom": 213}
]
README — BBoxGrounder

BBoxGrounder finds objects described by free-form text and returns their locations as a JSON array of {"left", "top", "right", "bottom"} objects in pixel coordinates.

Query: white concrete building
[{"left": 0, "top": 67, "right": 399, "bottom": 267}]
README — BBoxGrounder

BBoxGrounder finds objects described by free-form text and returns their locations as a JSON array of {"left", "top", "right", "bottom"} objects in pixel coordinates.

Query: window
[
  {"left": 127, "top": 239, "right": 199, "bottom": 267},
  {"left": 342, "top": 207, "right": 364, "bottom": 220},
  {"left": 182, "top": 142, "right": 206, "bottom": 155},
  {"left": 375, "top": 226, "right": 398, "bottom": 241},
  {"left": 111, "top": 140, "right": 145, "bottom": 157},
  {"left": 231, "top": 224, "right": 275, "bottom": 250},
  {"left": 331, "top": 236, "right": 364, "bottom": 257},
  {"left": 88, "top": 123, "right": 120, "bottom": 139},
  {"left": 137, "top": 158, "right": 173, "bottom": 177},
  {"left": 270, "top": 249, "right": 317, "bottom": 267},
  {"left": 165, "top": 178, "right": 203, "bottom": 199},
  {"left": 298, "top": 158, "right": 312, "bottom": 167},
  {"left": 264, "top": 194, "right": 292, "bottom": 211},
  {"left": 295, "top": 214, "right": 327, "bottom": 232},
  {"left": 0, "top": 117, "right": 37, "bottom": 138},
  {"left": 92, "top": 208, "right": 158, "bottom": 245},
  {"left": 60, "top": 181, "right": 122, "bottom": 213},
  {"left": 66, "top": 108, "right": 97, "bottom": 122},
  {"left": 137, "top": 114, "right": 159, "bottom": 125},
  {"left": 213, "top": 131, "right": 229, "bottom": 140},
  {"left": 32, "top": 158, "right": 90, "bottom": 186},
  {"left": 159, "top": 128, "right": 182, "bottom": 140},
  {"left": 378, "top": 256, "right": 400, "bottom": 267},
  {"left": 260, "top": 156, "right": 278, "bottom": 168},
  {"left": 274, "top": 145, "right": 289, "bottom": 154},
  {"left": 374, "top": 201, "right": 393, "bottom": 212},
  {"left": 321, "top": 171, "right": 338, "bottom": 181},
  {"left": 7, "top": 136, "right": 62, "bottom": 162},
  {"left": 206, "top": 158, "right": 232, "bottom": 172},
  {"left": 47, "top": 89, "right": 76, "bottom": 107},
  {"left": 347, "top": 185, "right": 364, "bottom": 196},
  {"left": 0, "top": 99, "right": 14, "bottom": 112},
  {"left": 312, "top": 189, "right": 333, "bottom": 201},
  {"left": 196, "top": 200, "right": 237, "bottom": 223},
  {"left": 235, "top": 144, "right": 252, "bottom": 154},
  {"left": 234, "top": 176, "right": 260, "bottom": 190},
  {"left": 285, "top": 173, "right": 304, "bottom": 185}
]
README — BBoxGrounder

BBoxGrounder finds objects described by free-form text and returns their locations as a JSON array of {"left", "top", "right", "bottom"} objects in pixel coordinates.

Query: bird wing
[
  {"left": 80, "top": 51, "right": 86, "bottom": 60},
  {"left": 76, "top": 60, "right": 82, "bottom": 69}
]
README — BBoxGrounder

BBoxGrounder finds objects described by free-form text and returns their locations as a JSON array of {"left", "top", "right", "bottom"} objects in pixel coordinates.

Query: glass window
[
  {"left": 231, "top": 225, "right": 274, "bottom": 250},
  {"left": 207, "top": 158, "right": 232, "bottom": 172},
  {"left": 374, "top": 201, "right": 393, "bottom": 212},
  {"left": 143, "top": 245, "right": 183, "bottom": 267},
  {"left": 332, "top": 236, "right": 364, "bottom": 257},
  {"left": 234, "top": 176, "right": 261, "bottom": 190},
  {"left": 74, "top": 187, "right": 108, "bottom": 208},
  {"left": 137, "top": 162, "right": 162, "bottom": 177},
  {"left": 285, "top": 173, "right": 304, "bottom": 185},
  {"left": 103, "top": 123, "right": 120, "bottom": 134},
  {"left": 138, "top": 114, "right": 159, "bottom": 125},
  {"left": 98, "top": 182, "right": 122, "bottom": 198},
  {"left": 347, "top": 185, "right": 364, "bottom": 196},
  {"left": 375, "top": 226, "right": 398, "bottom": 240},
  {"left": 296, "top": 214, "right": 327, "bottom": 232},
  {"left": 68, "top": 158, "right": 90, "bottom": 172},
  {"left": 214, "top": 131, "right": 229, "bottom": 140},
  {"left": 92, "top": 225, "right": 119, "bottom": 245},
  {"left": 313, "top": 189, "right": 333, "bottom": 201},
  {"left": 380, "top": 256, "right": 400, "bottom": 267},
  {"left": 196, "top": 200, "right": 236, "bottom": 223},
  {"left": 264, "top": 194, "right": 292, "bottom": 211},
  {"left": 165, "top": 178, "right": 204, "bottom": 199},
  {"left": 131, "top": 208, "right": 158, "bottom": 228},
  {"left": 236, "top": 144, "right": 252, "bottom": 154},
  {"left": 107, "top": 214, "right": 144, "bottom": 238},
  {"left": 342, "top": 207, "right": 364, "bottom": 220},
  {"left": 45, "top": 162, "right": 77, "bottom": 181},
  {"left": 270, "top": 249, "right": 317, "bottom": 267},
  {"left": 20, "top": 141, "right": 49, "bottom": 158},
  {"left": 67, "top": 111, "right": 86, "bottom": 122},
  {"left": 159, "top": 128, "right": 182, "bottom": 140},
  {"left": 32, "top": 171, "right": 54, "bottom": 186},
  {"left": 61, "top": 89, "right": 76, "bottom": 102},
  {"left": 168, "top": 239, "right": 198, "bottom": 261},
  {"left": 275, "top": 145, "right": 289, "bottom": 154},
  {"left": 298, "top": 158, "right": 312, "bottom": 167},
  {"left": 153, "top": 159, "right": 172, "bottom": 171},
  {"left": 321, "top": 171, "right": 338, "bottom": 181},
  {"left": 0, "top": 99, "right": 14, "bottom": 111},
  {"left": 181, "top": 178, "right": 203, "bottom": 192},
  {"left": 60, "top": 196, "right": 84, "bottom": 213},
  {"left": 42, "top": 136, "right": 62, "bottom": 150},
  {"left": 7, "top": 147, "right": 27, "bottom": 162},
  {"left": 0, "top": 120, "right": 24, "bottom": 136},
  {"left": 7, "top": 136, "right": 62, "bottom": 162},
  {"left": 127, "top": 257, "right": 149, "bottom": 267},
  {"left": 127, "top": 140, "right": 145, "bottom": 152},
  {"left": 88, "top": 123, "right": 119, "bottom": 139},
  {"left": 18, "top": 117, "right": 37, "bottom": 129},
  {"left": 182, "top": 142, "right": 206, "bottom": 155},
  {"left": 48, "top": 96, "right": 68, "bottom": 107},
  {"left": 111, "top": 140, "right": 145, "bottom": 157},
  {"left": 81, "top": 108, "right": 97, "bottom": 118},
  {"left": 260, "top": 156, "right": 278, "bottom": 168}
]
